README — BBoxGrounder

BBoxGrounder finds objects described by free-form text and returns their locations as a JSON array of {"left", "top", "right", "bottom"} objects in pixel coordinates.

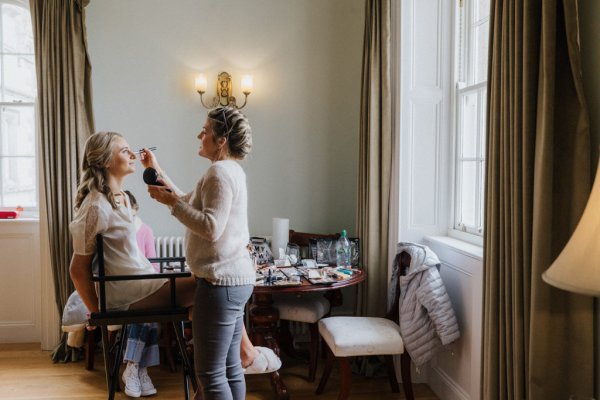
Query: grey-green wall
[{"left": 85, "top": 0, "right": 364, "bottom": 239}]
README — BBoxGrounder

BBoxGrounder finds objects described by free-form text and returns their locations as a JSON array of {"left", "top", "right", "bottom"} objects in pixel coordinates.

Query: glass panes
[
  {"left": 475, "top": 0, "right": 490, "bottom": 21},
  {"left": 1, "top": 156, "right": 36, "bottom": 207},
  {"left": 3, "top": 55, "right": 36, "bottom": 101},
  {"left": 1, "top": 105, "right": 35, "bottom": 156},
  {"left": 474, "top": 21, "right": 489, "bottom": 84},
  {"left": 0, "top": 3, "right": 37, "bottom": 209},
  {"left": 457, "top": 6, "right": 466, "bottom": 82},
  {"left": 480, "top": 88, "right": 487, "bottom": 156},
  {"left": 459, "top": 161, "right": 477, "bottom": 228},
  {"left": 453, "top": 0, "right": 489, "bottom": 235},
  {"left": 2, "top": 4, "right": 34, "bottom": 54},
  {"left": 460, "top": 91, "right": 478, "bottom": 158}
]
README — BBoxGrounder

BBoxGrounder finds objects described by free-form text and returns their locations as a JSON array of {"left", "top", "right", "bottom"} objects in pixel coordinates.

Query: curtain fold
[
  {"left": 30, "top": 0, "right": 94, "bottom": 348},
  {"left": 483, "top": 0, "right": 594, "bottom": 398},
  {"left": 356, "top": 0, "right": 392, "bottom": 317}
]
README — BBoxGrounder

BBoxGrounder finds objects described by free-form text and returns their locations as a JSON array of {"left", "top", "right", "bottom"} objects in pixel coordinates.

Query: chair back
[
  {"left": 288, "top": 230, "right": 340, "bottom": 260},
  {"left": 96, "top": 233, "right": 107, "bottom": 312},
  {"left": 386, "top": 251, "right": 411, "bottom": 324},
  {"left": 90, "top": 234, "right": 190, "bottom": 326},
  {"left": 288, "top": 230, "right": 340, "bottom": 247}
]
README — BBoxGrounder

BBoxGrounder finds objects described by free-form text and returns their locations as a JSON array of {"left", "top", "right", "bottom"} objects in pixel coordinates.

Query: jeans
[
  {"left": 193, "top": 278, "right": 253, "bottom": 400},
  {"left": 123, "top": 323, "right": 160, "bottom": 367}
]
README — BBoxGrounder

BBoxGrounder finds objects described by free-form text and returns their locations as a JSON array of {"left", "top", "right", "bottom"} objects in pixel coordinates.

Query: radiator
[{"left": 154, "top": 236, "right": 185, "bottom": 258}]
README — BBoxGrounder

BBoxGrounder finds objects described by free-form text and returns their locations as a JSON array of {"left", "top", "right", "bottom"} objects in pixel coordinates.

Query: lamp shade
[
  {"left": 542, "top": 158, "right": 600, "bottom": 296},
  {"left": 241, "top": 75, "right": 253, "bottom": 94},
  {"left": 195, "top": 74, "right": 208, "bottom": 93}
]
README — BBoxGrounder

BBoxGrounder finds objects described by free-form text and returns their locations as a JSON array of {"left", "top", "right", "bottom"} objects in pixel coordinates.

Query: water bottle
[{"left": 336, "top": 230, "right": 351, "bottom": 268}]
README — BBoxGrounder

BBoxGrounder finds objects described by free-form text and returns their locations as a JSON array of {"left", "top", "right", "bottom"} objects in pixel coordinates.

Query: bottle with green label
[{"left": 335, "top": 229, "right": 351, "bottom": 268}]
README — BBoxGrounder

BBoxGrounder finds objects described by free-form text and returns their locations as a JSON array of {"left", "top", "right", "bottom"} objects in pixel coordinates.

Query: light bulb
[
  {"left": 241, "top": 75, "right": 253, "bottom": 95},
  {"left": 195, "top": 74, "right": 207, "bottom": 93}
]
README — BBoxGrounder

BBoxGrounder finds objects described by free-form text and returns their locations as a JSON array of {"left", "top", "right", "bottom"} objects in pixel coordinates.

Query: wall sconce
[{"left": 195, "top": 71, "right": 253, "bottom": 110}]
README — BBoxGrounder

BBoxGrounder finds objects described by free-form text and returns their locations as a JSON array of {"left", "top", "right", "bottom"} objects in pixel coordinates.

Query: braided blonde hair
[{"left": 74, "top": 131, "right": 123, "bottom": 210}]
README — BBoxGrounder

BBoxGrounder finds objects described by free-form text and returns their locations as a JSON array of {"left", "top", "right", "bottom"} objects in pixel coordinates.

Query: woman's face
[
  {"left": 197, "top": 119, "right": 223, "bottom": 161},
  {"left": 106, "top": 137, "right": 136, "bottom": 178}
]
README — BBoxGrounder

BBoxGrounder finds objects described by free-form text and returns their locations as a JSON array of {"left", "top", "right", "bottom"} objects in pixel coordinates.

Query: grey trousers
[{"left": 193, "top": 278, "right": 253, "bottom": 400}]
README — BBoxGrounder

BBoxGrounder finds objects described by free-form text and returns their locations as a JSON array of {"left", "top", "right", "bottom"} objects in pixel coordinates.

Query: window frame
[
  {"left": 0, "top": 0, "right": 38, "bottom": 212},
  {"left": 450, "top": 0, "right": 488, "bottom": 242}
]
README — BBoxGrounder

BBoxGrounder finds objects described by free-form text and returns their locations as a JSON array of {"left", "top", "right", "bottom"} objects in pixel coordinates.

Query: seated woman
[
  {"left": 120, "top": 190, "right": 160, "bottom": 397},
  {"left": 68, "top": 132, "right": 278, "bottom": 397},
  {"left": 68, "top": 132, "right": 196, "bottom": 398}
]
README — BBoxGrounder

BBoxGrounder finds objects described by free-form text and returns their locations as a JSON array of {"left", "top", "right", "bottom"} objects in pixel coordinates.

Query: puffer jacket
[{"left": 393, "top": 242, "right": 460, "bottom": 366}]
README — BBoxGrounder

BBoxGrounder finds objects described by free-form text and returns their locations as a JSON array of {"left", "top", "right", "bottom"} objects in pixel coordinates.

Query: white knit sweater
[{"left": 171, "top": 160, "right": 255, "bottom": 286}]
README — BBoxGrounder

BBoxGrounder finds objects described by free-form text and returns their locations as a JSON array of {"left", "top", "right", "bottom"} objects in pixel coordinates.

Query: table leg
[{"left": 250, "top": 293, "right": 289, "bottom": 400}]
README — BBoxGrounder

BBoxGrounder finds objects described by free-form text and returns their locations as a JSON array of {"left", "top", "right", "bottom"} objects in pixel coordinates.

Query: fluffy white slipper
[
  {"left": 257, "top": 347, "right": 282, "bottom": 371},
  {"left": 243, "top": 346, "right": 282, "bottom": 374}
]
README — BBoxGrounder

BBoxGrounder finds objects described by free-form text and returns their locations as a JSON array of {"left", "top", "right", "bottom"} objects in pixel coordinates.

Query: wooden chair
[
  {"left": 84, "top": 323, "right": 119, "bottom": 371},
  {"left": 315, "top": 251, "right": 414, "bottom": 400},
  {"left": 271, "top": 230, "right": 340, "bottom": 382},
  {"left": 88, "top": 234, "right": 197, "bottom": 400}
]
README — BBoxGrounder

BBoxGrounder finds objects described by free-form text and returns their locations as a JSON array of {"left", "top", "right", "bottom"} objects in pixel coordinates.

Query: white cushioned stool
[
  {"left": 272, "top": 292, "right": 330, "bottom": 381},
  {"left": 316, "top": 316, "right": 413, "bottom": 400},
  {"left": 318, "top": 317, "right": 403, "bottom": 357},
  {"left": 273, "top": 293, "right": 330, "bottom": 323}
]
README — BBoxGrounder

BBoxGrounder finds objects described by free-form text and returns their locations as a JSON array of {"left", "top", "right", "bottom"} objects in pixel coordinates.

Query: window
[
  {"left": 453, "top": 0, "right": 489, "bottom": 235},
  {"left": 0, "top": 0, "right": 36, "bottom": 209}
]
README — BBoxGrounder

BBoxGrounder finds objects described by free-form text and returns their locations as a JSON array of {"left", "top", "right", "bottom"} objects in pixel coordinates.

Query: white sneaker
[
  {"left": 139, "top": 367, "right": 157, "bottom": 396},
  {"left": 122, "top": 362, "right": 141, "bottom": 398}
]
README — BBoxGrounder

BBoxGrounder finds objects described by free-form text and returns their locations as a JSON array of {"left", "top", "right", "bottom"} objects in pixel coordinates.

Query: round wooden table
[{"left": 249, "top": 269, "right": 366, "bottom": 400}]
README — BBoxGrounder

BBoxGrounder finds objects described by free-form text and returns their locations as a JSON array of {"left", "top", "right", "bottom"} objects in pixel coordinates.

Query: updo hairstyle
[{"left": 208, "top": 106, "right": 252, "bottom": 160}]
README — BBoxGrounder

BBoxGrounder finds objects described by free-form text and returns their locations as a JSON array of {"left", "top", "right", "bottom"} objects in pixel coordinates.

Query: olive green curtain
[
  {"left": 483, "top": 0, "right": 594, "bottom": 398},
  {"left": 29, "top": 0, "right": 94, "bottom": 343},
  {"left": 357, "top": 0, "right": 392, "bottom": 317}
]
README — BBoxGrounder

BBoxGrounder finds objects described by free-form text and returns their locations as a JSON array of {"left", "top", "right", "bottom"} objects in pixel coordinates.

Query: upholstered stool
[
  {"left": 319, "top": 317, "right": 403, "bottom": 356},
  {"left": 272, "top": 292, "right": 330, "bottom": 381},
  {"left": 273, "top": 293, "right": 330, "bottom": 323},
  {"left": 316, "top": 316, "right": 414, "bottom": 400}
]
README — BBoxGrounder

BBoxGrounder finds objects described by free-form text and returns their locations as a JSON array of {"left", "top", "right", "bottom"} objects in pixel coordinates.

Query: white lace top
[{"left": 69, "top": 190, "right": 165, "bottom": 310}]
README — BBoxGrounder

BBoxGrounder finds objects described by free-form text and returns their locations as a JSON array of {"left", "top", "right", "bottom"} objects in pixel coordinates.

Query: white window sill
[
  {"left": 423, "top": 235, "right": 483, "bottom": 261},
  {"left": 0, "top": 218, "right": 39, "bottom": 223},
  {"left": 0, "top": 210, "right": 39, "bottom": 223},
  {"left": 447, "top": 228, "right": 483, "bottom": 247},
  {"left": 22, "top": 210, "right": 40, "bottom": 220}
]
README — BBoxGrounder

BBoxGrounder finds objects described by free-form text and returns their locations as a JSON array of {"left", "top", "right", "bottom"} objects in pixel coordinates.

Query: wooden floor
[{"left": 0, "top": 343, "right": 439, "bottom": 399}]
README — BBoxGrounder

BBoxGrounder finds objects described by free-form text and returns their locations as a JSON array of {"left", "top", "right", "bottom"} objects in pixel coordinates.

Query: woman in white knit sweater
[{"left": 144, "top": 106, "right": 257, "bottom": 400}]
